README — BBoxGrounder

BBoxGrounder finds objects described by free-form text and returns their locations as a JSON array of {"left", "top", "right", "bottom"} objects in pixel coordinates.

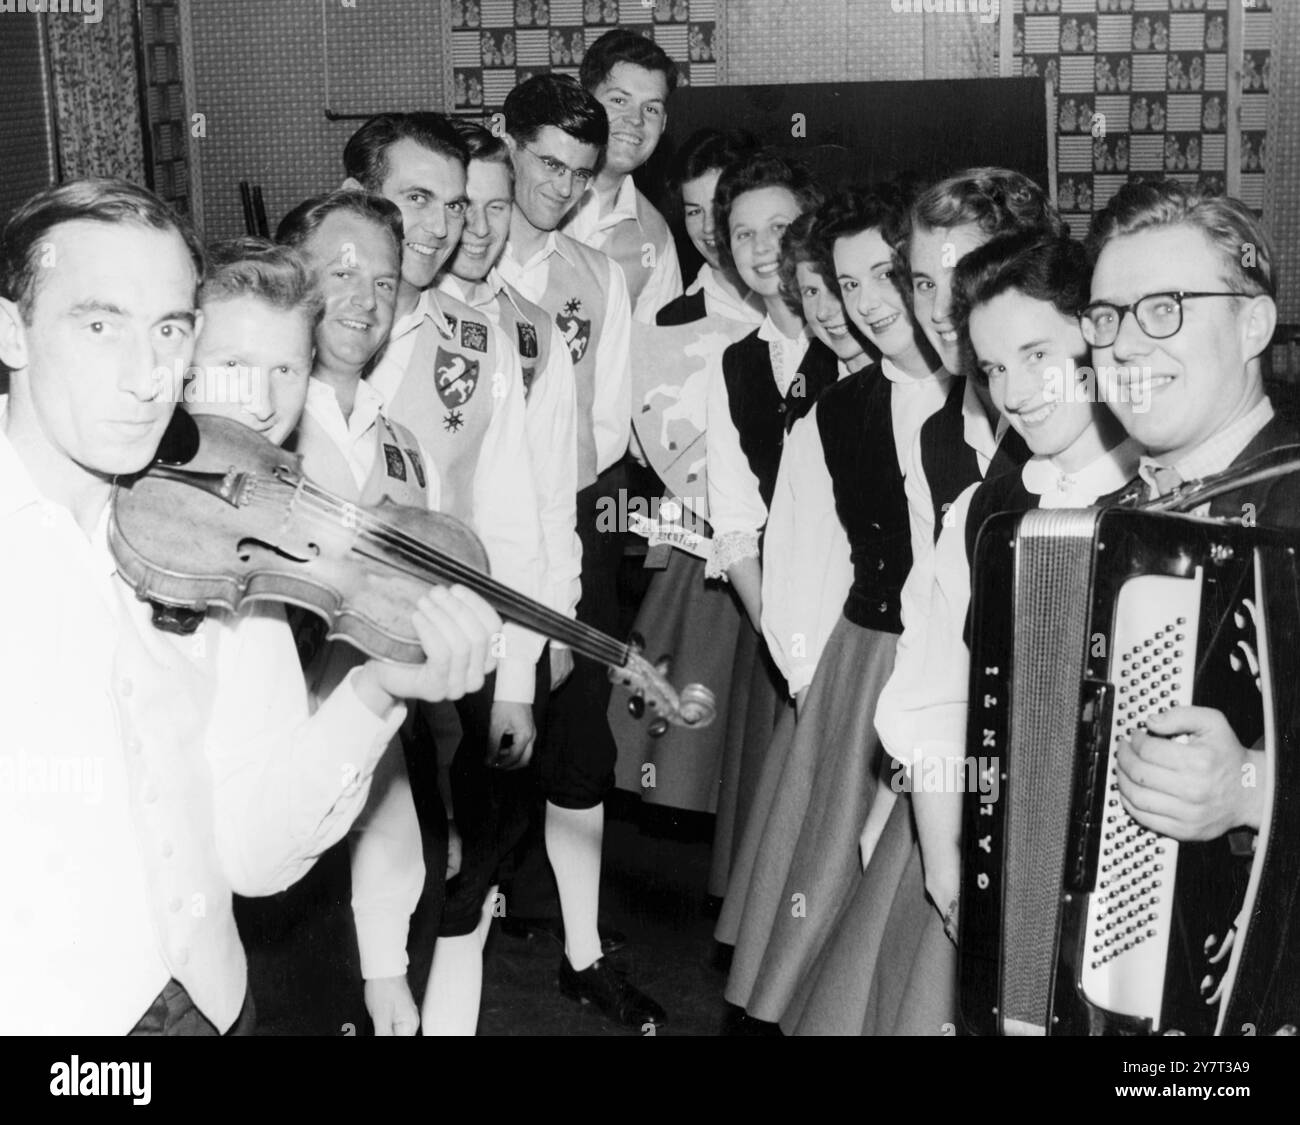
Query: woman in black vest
[
  {"left": 704, "top": 150, "right": 837, "bottom": 624},
  {"left": 785, "top": 232, "right": 1139, "bottom": 1036},
  {"left": 718, "top": 188, "right": 951, "bottom": 1022}
]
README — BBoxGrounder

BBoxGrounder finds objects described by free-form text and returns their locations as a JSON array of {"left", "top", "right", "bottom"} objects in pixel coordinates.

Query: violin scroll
[{"left": 611, "top": 649, "right": 717, "bottom": 735}]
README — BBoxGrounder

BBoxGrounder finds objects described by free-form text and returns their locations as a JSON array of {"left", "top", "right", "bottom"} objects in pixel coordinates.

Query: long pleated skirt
[
  {"left": 781, "top": 793, "right": 958, "bottom": 1036},
  {"left": 609, "top": 548, "right": 785, "bottom": 896},
  {"left": 719, "top": 615, "right": 897, "bottom": 1022}
]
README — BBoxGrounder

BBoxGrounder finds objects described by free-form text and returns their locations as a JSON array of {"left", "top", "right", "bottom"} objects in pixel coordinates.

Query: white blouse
[
  {"left": 704, "top": 314, "right": 810, "bottom": 578},
  {"left": 882, "top": 438, "right": 1143, "bottom": 770},
  {"left": 760, "top": 360, "right": 950, "bottom": 696}
]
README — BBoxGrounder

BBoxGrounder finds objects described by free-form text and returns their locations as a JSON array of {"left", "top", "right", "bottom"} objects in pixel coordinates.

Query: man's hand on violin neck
[{"left": 355, "top": 586, "right": 503, "bottom": 715}]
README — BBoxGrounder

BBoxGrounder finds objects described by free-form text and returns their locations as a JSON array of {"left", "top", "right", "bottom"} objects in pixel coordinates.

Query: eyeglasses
[
  {"left": 1079, "top": 290, "right": 1252, "bottom": 347},
  {"left": 521, "top": 145, "right": 596, "bottom": 189}
]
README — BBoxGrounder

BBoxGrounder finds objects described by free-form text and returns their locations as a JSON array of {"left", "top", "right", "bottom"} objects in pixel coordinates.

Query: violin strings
[{"left": 272, "top": 477, "right": 630, "bottom": 665}]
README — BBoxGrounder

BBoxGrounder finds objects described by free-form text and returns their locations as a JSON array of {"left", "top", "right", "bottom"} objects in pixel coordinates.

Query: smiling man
[
  {"left": 495, "top": 75, "right": 664, "bottom": 1031},
  {"left": 338, "top": 114, "right": 544, "bottom": 1036},
  {"left": 0, "top": 178, "right": 499, "bottom": 1036},
  {"left": 1084, "top": 181, "right": 1300, "bottom": 853},
  {"left": 562, "top": 28, "right": 682, "bottom": 324}
]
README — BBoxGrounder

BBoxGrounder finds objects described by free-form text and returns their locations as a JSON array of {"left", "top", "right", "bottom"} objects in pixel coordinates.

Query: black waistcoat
[
  {"left": 816, "top": 363, "right": 913, "bottom": 634},
  {"left": 920, "top": 378, "right": 1031, "bottom": 541},
  {"left": 723, "top": 332, "right": 840, "bottom": 510}
]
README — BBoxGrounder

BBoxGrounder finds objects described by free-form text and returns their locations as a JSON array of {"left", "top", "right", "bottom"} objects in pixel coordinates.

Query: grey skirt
[
  {"left": 719, "top": 614, "right": 897, "bottom": 1022},
  {"left": 781, "top": 793, "right": 958, "bottom": 1036}
]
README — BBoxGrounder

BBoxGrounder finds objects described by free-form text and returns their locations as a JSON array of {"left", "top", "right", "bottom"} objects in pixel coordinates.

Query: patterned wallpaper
[
  {"left": 139, "top": 0, "right": 192, "bottom": 216},
  {"left": 1005, "top": 0, "right": 1270, "bottom": 237},
  {"left": 448, "top": 0, "right": 718, "bottom": 116}
]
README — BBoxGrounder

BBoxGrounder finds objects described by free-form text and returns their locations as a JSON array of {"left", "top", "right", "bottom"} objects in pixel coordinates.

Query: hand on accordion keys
[{"left": 1116, "top": 704, "right": 1268, "bottom": 842}]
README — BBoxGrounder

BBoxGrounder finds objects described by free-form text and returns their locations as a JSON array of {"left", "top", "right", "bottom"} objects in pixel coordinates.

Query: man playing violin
[{"left": 0, "top": 179, "right": 501, "bottom": 1035}]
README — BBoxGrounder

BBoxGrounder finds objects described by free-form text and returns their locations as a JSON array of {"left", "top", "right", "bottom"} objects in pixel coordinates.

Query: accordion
[{"left": 958, "top": 503, "right": 1300, "bottom": 1036}]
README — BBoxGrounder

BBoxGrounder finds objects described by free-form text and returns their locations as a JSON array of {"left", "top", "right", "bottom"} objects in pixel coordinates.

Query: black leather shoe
[
  {"left": 499, "top": 915, "right": 627, "bottom": 955},
  {"left": 558, "top": 956, "right": 667, "bottom": 1028}
]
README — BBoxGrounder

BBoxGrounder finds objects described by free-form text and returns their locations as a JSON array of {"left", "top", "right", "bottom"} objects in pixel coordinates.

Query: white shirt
[
  {"left": 884, "top": 438, "right": 1142, "bottom": 769},
  {"left": 689, "top": 263, "right": 765, "bottom": 326},
  {"left": 761, "top": 359, "right": 951, "bottom": 695},
  {"left": 440, "top": 270, "right": 583, "bottom": 628},
  {"left": 563, "top": 174, "right": 683, "bottom": 325},
  {"left": 705, "top": 315, "right": 811, "bottom": 577},
  {"left": 497, "top": 230, "right": 633, "bottom": 479},
  {"left": 0, "top": 412, "right": 405, "bottom": 1033},
  {"left": 1139, "top": 396, "right": 1276, "bottom": 504},
  {"left": 302, "top": 376, "right": 440, "bottom": 511}
]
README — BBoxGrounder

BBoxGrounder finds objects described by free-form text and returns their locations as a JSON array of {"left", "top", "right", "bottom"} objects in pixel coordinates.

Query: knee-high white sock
[
  {"left": 421, "top": 888, "right": 497, "bottom": 1036},
  {"left": 545, "top": 801, "right": 604, "bottom": 971}
]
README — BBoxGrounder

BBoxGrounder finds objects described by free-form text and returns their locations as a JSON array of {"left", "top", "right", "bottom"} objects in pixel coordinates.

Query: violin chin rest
[{"left": 154, "top": 407, "right": 201, "bottom": 466}]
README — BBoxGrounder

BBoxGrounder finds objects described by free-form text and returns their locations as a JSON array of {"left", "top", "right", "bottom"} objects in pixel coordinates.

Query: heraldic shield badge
[
  {"left": 434, "top": 347, "right": 480, "bottom": 408},
  {"left": 556, "top": 298, "right": 591, "bottom": 364},
  {"left": 631, "top": 315, "right": 755, "bottom": 522}
]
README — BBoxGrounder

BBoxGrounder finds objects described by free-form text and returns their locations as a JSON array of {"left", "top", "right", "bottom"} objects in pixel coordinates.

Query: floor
[{"left": 235, "top": 793, "right": 747, "bottom": 1036}]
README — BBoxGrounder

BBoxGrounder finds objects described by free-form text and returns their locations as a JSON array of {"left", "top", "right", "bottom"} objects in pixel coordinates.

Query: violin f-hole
[{"left": 236, "top": 536, "right": 319, "bottom": 565}]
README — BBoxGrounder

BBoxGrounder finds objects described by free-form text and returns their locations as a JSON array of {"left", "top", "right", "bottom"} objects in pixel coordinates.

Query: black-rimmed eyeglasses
[
  {"left": 521, "top": 145, "right": 596, "bottom": 189},
  {"left": 1079, "top": 290, "right": 1252, "bottom": 348}
]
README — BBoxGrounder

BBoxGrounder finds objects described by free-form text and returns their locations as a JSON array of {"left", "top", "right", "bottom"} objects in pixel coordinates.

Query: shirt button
[
  {"left": 161, "top": 841, "right": 174, "bottom": 859},
  {"left": 128, "top": 737, "right": 144, "bottom": 756},
  {"left": 120, "top": 677, "right": 134, "bottom": 697},
  {"left": 879, "top": 601, "right": 888, "bottom": 614},
  {"left": 169, "top": 897, "right": 183, "bottom": 914},
  {"left": 143, "top": 785, "right": 158, "bottom": 804},
  {"left": 776, "top": 402, "right": 787, "bottom": 414},
  {"left": 174, "top": 948, "right": 190, "bottom": 966},
  {"left": 877, "top": 558, "right": 886, "bottom": 571}
]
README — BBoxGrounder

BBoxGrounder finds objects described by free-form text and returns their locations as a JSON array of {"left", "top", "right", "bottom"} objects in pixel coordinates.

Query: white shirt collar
[
  {"left": 567, "top": 175, "right": 639, "bottom": 236},
  {"left": 503, "top": 229, "right": 574, "bottom": 274},
  {"left": 962, "top": 376, "right": 1006, "bottom": 457},
  {"left": 689, "top": 264, "right": 764, "bottom": 325},
  {"left": 305, "top": 375, "right": 388, "bottom": 438},
  {"left": 1138, "top": 396, "right": 1275, "bottom": 489},
  {"left": 1022, "top": 437, "right": 1143, "bottom": 506},
  {"left": 880, "top": 357, "right": 947, "bottom": 387}
]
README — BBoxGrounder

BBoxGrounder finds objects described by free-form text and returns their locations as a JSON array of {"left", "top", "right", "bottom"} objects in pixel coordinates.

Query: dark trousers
[
  {"left": 535, "top": 473, "right": 624, "bottom": 810},
  {"left": 128, "top": 979, "right": 256, "bottom": 1036},
  {"left": 436, "top": 656, "right": 551, "bottom": 937}
]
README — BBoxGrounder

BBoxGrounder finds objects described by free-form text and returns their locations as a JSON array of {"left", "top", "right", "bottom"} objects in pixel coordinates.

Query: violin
[{"left": 108, "top": 412, "right": 716, "bottom": 734}]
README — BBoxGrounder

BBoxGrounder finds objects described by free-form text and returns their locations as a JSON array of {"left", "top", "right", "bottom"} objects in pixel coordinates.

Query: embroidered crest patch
[
  {"left": 382, "top": 443, "right": 407, "bottom": 481},
  {"left": 516, "top": 321, "right": 539, "bottom": 359},
  {"left": 404, "top": 447, "right": 426, "bottom": 488},
  {"left": 434, "top": 347, "right": 480, "bottom": 408},
  {"left": 556, "top": 298, "right": 591, "bottom": 364},
  {"left": 461, "top": 319, "right": 489, "bottom": 353}
]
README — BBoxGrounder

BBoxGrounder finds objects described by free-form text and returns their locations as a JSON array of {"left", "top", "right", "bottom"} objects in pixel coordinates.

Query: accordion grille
[{"left": 1001, "top": 510, "right": 1098, "bottom": 1032}]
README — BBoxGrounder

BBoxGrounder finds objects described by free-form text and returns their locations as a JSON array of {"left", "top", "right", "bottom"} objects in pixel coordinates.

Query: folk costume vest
[
  {"left": 385, "top": 294, "right": 497, "bottom": 523},
  {"left": 920, "top": 377, "right": 1031, "bottom": 541},
  {"left": 492, "top": 281, "right": 553, "bottom": 404},
  {"left": 722, "top": 333, "right": 839, "bottom": 510},
  {"left": 535, "top": 236, "right": 610, "bottom": 490},
  {"left": 817, "top": 363, "right": 912, "bottom": 634}
]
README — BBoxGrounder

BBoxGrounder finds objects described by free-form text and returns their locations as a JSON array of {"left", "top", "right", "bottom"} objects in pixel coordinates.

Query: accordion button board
[{"left": 1080, "top": 571, "right": 1202, "bottom": 1025}]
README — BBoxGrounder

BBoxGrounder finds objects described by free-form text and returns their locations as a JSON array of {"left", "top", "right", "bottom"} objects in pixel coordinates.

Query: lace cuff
[{"left": 706, "top": 530, "right": 760, "bottom": 580}]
